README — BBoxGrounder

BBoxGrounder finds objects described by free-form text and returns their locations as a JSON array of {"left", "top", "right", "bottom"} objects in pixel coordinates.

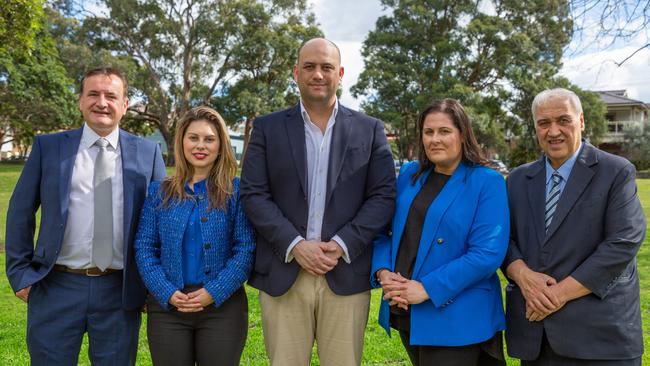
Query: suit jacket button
[
  {"left": 204, "top": 269, "right": 211, "bottom": 274},
  {"left": 200, "top": 217, "right": 208, "bottom": 223},
  {"left": 437, "top": 238, "right": 444, "bottom": 244},
  {"left": 204, "top": 243, "right": 211, "bottom": 249}
]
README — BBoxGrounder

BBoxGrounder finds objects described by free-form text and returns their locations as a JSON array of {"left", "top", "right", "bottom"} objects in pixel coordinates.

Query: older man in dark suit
[
  {"left": 240, "top": 38, "right": 395, "bottom": 365},
  {"left": 503, "top": 88, "right": 646, "bottom": 365},
  {"left": 5, "top": 67, "right": 166, "bottom": 365}
]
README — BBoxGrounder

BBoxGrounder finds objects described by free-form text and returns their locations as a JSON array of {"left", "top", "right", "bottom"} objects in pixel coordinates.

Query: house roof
[{"left": 596, "top": 90, "right": 648, "bottom": 109}]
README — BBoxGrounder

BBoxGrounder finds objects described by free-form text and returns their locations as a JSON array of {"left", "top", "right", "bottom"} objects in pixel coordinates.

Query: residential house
[{"left": 596, "top": 90, "right": 648, "bottom": 154}]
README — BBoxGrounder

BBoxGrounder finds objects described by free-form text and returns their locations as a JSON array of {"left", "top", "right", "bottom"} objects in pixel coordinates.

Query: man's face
[
  {"left": 79, "top": 74, "right": 128, "bottom": 137},
  {"left": 293, "top": 39, "right": 344, "bottom": 107},
  {"left": 534, "top": 97, "right": 584, "bottom": 169}
]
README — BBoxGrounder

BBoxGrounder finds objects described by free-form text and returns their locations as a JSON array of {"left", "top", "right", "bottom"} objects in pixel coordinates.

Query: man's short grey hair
[{"left": 531, "top": 88, "right": 583, "bottom": 121}]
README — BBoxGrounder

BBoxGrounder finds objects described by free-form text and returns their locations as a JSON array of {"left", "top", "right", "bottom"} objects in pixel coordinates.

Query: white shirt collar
[
  {"left": 299, "top": 99, "right": 339, "bottom": 129},
  {"left": 80, "top": 123, "right": 120, "bottom": 150}
]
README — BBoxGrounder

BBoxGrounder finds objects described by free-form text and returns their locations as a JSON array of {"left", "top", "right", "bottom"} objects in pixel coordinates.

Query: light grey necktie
[
  {"left": 545, "top": 172, "right": 562, "bottom": 234},
  {"left": 92, "top": 138, "right": 113, "bottom": 271}
]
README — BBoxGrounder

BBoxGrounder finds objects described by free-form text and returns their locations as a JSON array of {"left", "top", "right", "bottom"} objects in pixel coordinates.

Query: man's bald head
[{"left": 297, "top": 38, "right": 341, "bottom": 64}]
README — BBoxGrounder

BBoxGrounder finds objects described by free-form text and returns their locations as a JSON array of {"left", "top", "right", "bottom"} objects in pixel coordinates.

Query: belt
[{"left": 53, "top": 264, "right": 121, "bottom": 277}]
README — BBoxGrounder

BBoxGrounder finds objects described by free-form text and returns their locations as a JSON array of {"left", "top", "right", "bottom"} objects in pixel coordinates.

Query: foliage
[
  {"left": 74, "top": 0, "right": 320, "bottom": 164},
  {"left": 0, "top": 19, "right": 78, "bottom": 153},
  {"left": 622, "top": 121, "right": 650, "bottom": 171},
  {"left": 0, "top": 0, "right": 45, "bottom": 57},
  {"left": 352, "top": 0, "right": 606, "bottom": 163}
]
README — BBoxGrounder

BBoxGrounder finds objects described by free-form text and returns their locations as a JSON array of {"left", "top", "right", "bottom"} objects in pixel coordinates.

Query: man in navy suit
[
  {"left": 5, "top": 67, "right": 166, "bottom": 365},
  {"left": 504, "top": 88, "right": 646, "bottom": 365},
  {"left": 240, "top": 38, "right": 395, "bottom": 365}
]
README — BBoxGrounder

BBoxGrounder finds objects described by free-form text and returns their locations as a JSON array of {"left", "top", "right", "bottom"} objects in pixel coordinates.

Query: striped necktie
[{"left": 545, "top": 172, "right": 562, "bottom": 233}]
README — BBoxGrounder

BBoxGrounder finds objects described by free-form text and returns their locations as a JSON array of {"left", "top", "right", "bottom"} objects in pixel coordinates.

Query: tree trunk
[
  {"left": 159, "top": 118, "right": 175, "bottom": 166},
  {"left": 239, "top": 117, "right": 254, "bottom": 168}
]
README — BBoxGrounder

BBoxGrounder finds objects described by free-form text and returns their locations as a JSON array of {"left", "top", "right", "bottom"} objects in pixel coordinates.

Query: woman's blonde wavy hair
[{"left": 161, "top": 106, "right": 237, "bottom": 209}]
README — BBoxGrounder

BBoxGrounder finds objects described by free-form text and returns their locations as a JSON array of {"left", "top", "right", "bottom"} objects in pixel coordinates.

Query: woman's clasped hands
[
  {"left": 168, "top": 288, "right": 215, "bottom": 312},
  {"left": 377, "top": 270, "right": 430, "bottom": 310}
]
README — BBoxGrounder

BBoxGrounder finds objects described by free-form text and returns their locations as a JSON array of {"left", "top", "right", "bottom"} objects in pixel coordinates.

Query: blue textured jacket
[{"left": 135, "top": 178, "right": 255, "bottom": 310}]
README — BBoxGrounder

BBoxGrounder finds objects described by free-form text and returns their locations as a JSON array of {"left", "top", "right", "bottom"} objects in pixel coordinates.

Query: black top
[{"left": 390, "top": 171, "right": 450, "bottom": 330}]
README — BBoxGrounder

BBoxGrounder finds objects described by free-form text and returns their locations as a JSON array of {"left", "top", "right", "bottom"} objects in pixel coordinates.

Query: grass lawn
[{"left": 0, "top": 162, "right": 649, "bottom": 365}]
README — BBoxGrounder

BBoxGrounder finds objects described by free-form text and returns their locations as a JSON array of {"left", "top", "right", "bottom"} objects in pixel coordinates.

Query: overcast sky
[{"left": 308, "top": 0, "right": 650, "bottom": 110}]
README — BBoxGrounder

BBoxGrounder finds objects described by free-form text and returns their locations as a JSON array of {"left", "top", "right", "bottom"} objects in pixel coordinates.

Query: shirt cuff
[
  {"left": 332, "top": 235, "right": 351, "bottom": 264},
  {"left": 285, "top": 236, "right": 305, "bottom": 263}
]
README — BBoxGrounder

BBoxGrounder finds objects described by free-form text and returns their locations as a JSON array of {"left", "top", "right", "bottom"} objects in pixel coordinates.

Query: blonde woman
[{"left": 135, "top": 106, "right": 255, "bottom": 366}]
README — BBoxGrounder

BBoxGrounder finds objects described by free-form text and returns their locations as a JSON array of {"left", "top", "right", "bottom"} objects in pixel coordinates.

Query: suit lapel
[
  {"left": 284, "top": 106, "right": 308, "bottom": 197},
  {"left": 120, "top": 130, "right": 137, "bottom": 260},
  {"left": 391, "top": 168, "right": 431, "bottom": 269},
  {"left": 525, "top": 158, "right": 546, "bottom": 247},
  {"left": 326, "top": 106, "right": 352, "bottom": 207},
  {"left": 59, "top": 128, "right": 83, "bottom": 219},
  {"left": 544, "top": 143, "right": 596, "bottom": 241},
  {"left": 412, "top": 163, "right": 467, "bottom": 278}
]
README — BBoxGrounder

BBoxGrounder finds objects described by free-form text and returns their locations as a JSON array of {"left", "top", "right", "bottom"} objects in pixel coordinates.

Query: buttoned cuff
[
  {"left": 332, "top": 235, "right": 350, "bottom": 263},
  {"left": 285, "top": 236, "right": 305, "bottom": 263}
]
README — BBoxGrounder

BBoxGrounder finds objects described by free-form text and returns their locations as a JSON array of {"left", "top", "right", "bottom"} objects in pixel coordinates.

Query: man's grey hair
[{"left": 531, "top": 88, "right": 583, "bottom": 121}]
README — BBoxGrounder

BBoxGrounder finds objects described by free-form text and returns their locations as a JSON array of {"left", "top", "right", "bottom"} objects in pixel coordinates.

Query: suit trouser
[
  {"left": 521, "top": 333, "right": 641, "bottom": 366},
  {"left": 259, "top": 270, "right": 371, "bottom": 366},
  {"left": 26, "top": 270, "right": 140, "bottom": 366},
  {"left": 146, "top": 287, "right": 248, "bottom": 366}
]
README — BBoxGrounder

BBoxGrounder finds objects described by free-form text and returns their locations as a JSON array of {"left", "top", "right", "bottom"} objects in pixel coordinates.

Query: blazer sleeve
[
  {"left": 5, "top": 137, "right": 42, "bottom": 292},
  {"left": 134, "top": 183, "right": 179, "bottom": 309},
  {"left": 420, "top": 172, "right": 510, "bottom": 307},
  {"left": 204, "top": 180, "right": 256, "bottom": 307},
  {"left": 570, "top": 162, "right": 646, "bottom": 299},
  {"left": 240, "top": 117, "right": 303, "bottom": 260},
  {"left": 333, "top": 119, "right": 396, "bottom": 262}
]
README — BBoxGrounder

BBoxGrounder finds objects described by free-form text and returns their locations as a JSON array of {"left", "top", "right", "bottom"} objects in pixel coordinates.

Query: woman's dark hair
[{"left": 412, "top": 98, "right": 488, "bottom": 183}]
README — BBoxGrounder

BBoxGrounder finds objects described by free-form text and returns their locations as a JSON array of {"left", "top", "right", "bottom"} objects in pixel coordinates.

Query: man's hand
[
  {"left": 526, "top": 275, "right": 590, "bottom": 322},
  {"left": 507, "top": 259, "right": 561, "bottom": 315},
  {"left": 169, "top": 290, "right": 204, "bottom": 313},
  {"left": 291, "top": 240, "right": 338, "bottom": 275},
  {"left": 15, "top": 286, "right": 31, "bottom": 303},
  {"left": 322, "top": 240, "right": 344, "bottom": 261}
]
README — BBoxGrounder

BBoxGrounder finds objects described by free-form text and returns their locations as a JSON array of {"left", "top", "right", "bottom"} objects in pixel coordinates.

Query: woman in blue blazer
[
  {"left": 372, "top": 99, "right": 509, "bottom": 365},
  {"left": 135, "top": 106, "right": 255, "bottom": 366}
]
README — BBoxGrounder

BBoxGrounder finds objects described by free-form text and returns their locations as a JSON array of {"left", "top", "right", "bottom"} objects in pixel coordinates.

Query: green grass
[{"left": 0, "top": 162, "right": 648, "bottom": 365}]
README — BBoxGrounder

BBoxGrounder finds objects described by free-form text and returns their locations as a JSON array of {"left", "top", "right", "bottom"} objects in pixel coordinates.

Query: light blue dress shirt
[{"left": 545, "top": 142, "right": 583, "bottom": 198}]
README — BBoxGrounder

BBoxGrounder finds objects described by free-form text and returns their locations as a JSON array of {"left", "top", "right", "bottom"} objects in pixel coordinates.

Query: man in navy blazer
[
  {"left": 504, "top": 88, "right": 646, "bottom": 365},
  {"left": 5, "top": 67, "right": 166, "bottom": 365},
  {"left": 240, "top": 38, "right": 395, "bottom": 365}
]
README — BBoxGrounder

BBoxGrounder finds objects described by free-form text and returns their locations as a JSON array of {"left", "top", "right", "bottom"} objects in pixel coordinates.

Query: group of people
[{"left": 4, "top": 37, "right": 646, "bottom": 366}]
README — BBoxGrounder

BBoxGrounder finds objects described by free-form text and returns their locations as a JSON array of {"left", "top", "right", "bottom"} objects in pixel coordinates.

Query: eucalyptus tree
[{"left": 83, "top": 0, "right": 320, "bottom": 164}]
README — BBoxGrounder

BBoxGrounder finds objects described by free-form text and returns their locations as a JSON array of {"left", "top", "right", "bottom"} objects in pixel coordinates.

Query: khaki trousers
[{"left": 259, "top": 270, "right": 371, "bottom": 366}]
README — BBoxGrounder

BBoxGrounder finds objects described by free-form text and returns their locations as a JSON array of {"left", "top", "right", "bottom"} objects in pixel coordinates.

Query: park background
[{"left": 2, "top": 0, "right": 650, "bottom": 364}]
